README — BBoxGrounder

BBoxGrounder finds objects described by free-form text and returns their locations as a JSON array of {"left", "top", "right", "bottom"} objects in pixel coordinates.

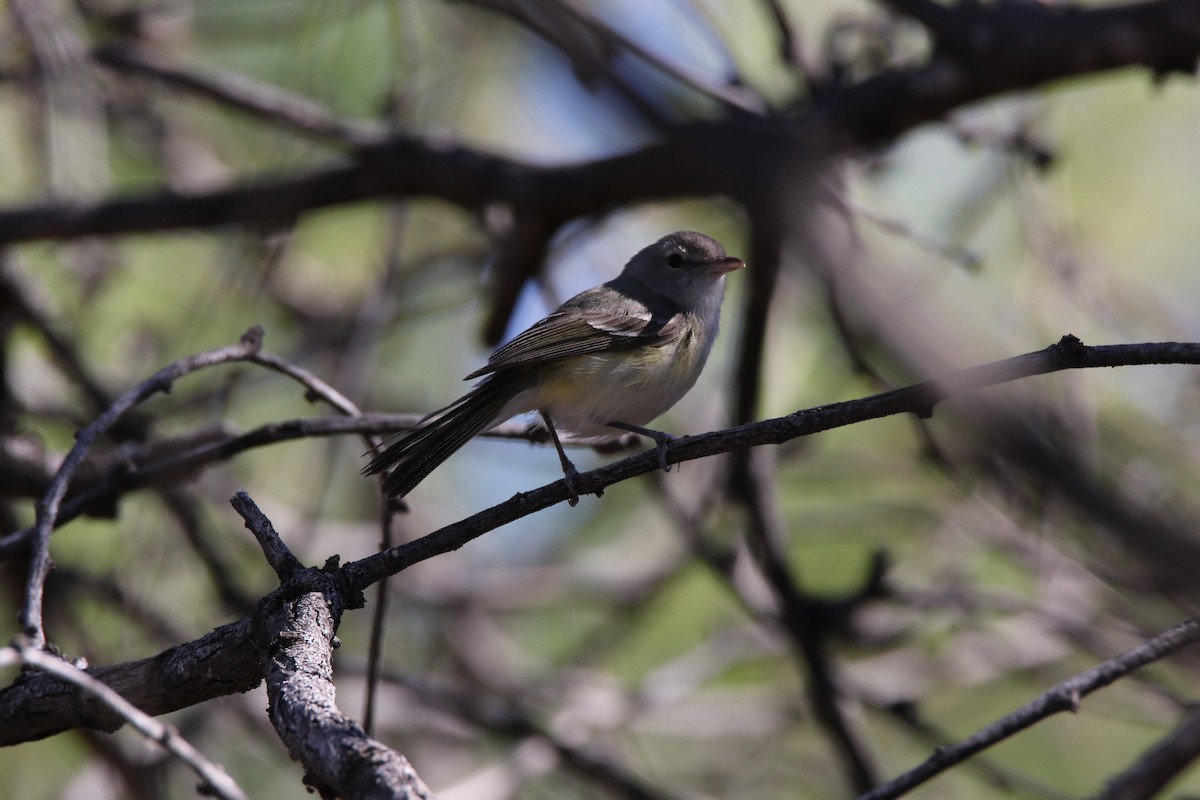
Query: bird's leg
[
  {"left": 607, "top": 421, "right": 676, "bottom": 472},
  {"left": 541, "top": 410, "right": 580, "bottom": 506}
]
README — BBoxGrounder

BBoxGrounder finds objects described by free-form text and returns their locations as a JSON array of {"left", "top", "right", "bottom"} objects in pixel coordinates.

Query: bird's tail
[{"left": 364, "top": 377, "right": 517, "bottom": 498}]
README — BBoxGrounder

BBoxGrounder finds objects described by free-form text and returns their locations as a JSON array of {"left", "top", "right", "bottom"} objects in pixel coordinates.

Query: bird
[{"left": 364, "top": 230, "right": 744, "bottom": 505}]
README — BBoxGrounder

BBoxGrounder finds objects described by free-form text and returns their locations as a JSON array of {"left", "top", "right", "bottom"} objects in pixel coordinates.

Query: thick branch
[
  {"left": 0, "top": 0, "right": 1191, "bottom": 247},
  {"left": 1, "top": 643, "right": 247, "bottom": 800},
  {"left": 0, "top": 615, "right": 262, "bottom": 745},
  {"left": 259, "top": 568, "right": 433, "bottom": 799},
  {"left": 1092, "top": 708, "right": 1200, "bottom": 799}
]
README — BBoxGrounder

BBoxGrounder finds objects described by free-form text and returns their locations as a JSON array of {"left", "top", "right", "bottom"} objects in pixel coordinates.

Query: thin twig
[
  {"left": 857, "top": 618, "right": 1200, "bottom": 800},
  {"left": 343, "top": 337, "right": 1200, "bottom": 590},
  {"left": 5, "top": 642, "right": 247, "bottom": 800},
  {"left": 19, "top": 326, "right": 266, "bottom": 648},
  {"left": 230, "top": 491, "right": 303, "bottom": 582},
  {"left": 758, "top": 0, "right": 819, "bottom": 84},
  {"left": 362, "top": 501, "right": 396, "bottom": 737},
  {"left": 93, "top": 45, "right": 384, "bottom": 148},
  {"left": 350, "top": 204, "right": 409, "bottom": 737},
  {"left": 539, "top": 0, "right": 768, "bottom": 114},
  {"left": 0, "top": 257, "right": 114, "bottom": 413},
  {"left": 459, "top": 0, "right": 670, "bottom": 127},
  {"left": 250, "top": 350, "right": 364, "bottom": 418},
  {"left": 841, "top": 195, "right": 981, "bottom": 271},
  {"left": 0, "top": 413, "right": 618, "bottom": 555}
]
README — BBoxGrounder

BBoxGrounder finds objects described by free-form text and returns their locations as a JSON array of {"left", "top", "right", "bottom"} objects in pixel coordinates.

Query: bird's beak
[{"left": 708, "top": 257, "right": 745, "bottom": 275}]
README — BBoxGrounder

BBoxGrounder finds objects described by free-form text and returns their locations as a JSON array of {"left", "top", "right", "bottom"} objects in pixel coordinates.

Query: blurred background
[{"left": 1, "top": 0, "right": 1199, "bottom": 798}]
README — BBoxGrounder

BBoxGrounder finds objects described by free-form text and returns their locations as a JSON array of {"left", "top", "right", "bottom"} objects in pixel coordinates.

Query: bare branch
[
  {"left": 18, "top": 326, "right": 265, "bottom": 648},
  {"left": 258, "top": 551, "right": 433, "bottom": 799},
  {"left": 857, "top": 618, "right": 1200, "bottom": 800},
  {"left": 758, "top": 0, "right": 809, "bottom": 74},
  {"left": 249, "top": 350, "right": 364, "bottom": 418},
  {"left": 1092, "top": 708, "right": 1200, "bottom": 800},
  {"left": 3, "top": 338, "right": 1200, "bottom": 748},
  {"left": 345, "top": 337, "right": 1200, "bottom": 590},
  {"left": 3, "top": 642, "right": 247, "bottom": 800},
  {"left": 732, "top": 448, "right": 880, "bottom": 791},
  {"left": 230, "top": 491, "right": 303, "bottom": 582},
  {"left": 0, "top": 257, "right": 115, "bottom": 413},
  {"left": 0, "top": 0, "right": 1189, "bottom": 248},
  {"left": 92, "top": 45, "right": 384, "bottom": 148},
  {"left": 537, "top": 0, "right": 769, "bottom": 114}
]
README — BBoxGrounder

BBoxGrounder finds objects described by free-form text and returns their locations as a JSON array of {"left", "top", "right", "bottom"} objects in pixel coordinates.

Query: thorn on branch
[
  {"left": 240, "top": 325, "right": 265, "bottom": 349},
  {"left": 1053, "top": 333, "right": 1085, "bottom": 361}
]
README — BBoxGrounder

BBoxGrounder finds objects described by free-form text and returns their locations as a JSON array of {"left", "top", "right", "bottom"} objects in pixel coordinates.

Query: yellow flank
[{"left": 525, "top": 323, "right": 707, "bottom": 436}]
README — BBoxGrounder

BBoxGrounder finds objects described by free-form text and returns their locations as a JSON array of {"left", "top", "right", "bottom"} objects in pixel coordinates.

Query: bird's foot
[
  {"left": 648, "top": 432, "right": 677, "bottom": 473},
  {"left": 562, "top": 462, "right": 581, "bottom": 507},
  {"left": 607, "top": 421, "right": 677, "bottom": 473}
]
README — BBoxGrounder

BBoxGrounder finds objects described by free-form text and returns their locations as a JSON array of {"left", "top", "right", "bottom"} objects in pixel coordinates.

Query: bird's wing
[{"left": 465, "top": 305, "right": 685, "bottom": 379}]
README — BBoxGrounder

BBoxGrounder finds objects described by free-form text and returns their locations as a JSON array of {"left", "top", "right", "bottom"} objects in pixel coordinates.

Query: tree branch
[
  {"left": 258, "top": 560, "right": 433, "bottom": 799},
  {"left": 3, "top": 337, "right": 1200, "bottom": 746},
  {"left": 1092, "top": 707, "right": 1200, "bottom": 800},
  {"left": 92, "top": 44, "right": 384, "bottom": 148},
  {"left": 230, "top": 491, "right": 302, "bottom": 582},
  {"left": 0, "top": 0, "right": 1189, "bottom": 248},
  {"left": 856, "top": 618, "right": 1200, "bottom": 800},
  {"left": 0, "top": 414, "right": 615, "bottom": 554},
  {"left": 18, "top": 326, "right": 266, "bottom": 649},
  {"left": 345, "top": 337, "right": 1200, "bottom": 590},
  {"left": 0, "top": 643, "right": 247, "bottom": 800}
]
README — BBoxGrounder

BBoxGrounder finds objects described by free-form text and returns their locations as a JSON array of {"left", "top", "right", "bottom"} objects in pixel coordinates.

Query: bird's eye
[{"left": 666, "top": 253, "right": 684, "bottom": 269}]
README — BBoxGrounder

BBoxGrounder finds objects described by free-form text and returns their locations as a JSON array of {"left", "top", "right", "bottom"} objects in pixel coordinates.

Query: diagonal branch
[
  {"left": 857, "top": 618, "right": 1200, "bottom": 800},
  {"left": 92, "top": 44, "right": 384, "bottom": 148},
  {"left": 746, "top": 452, "right": 881, "bottom": 791},
  {"left": 0, "top": 643, "right": 247, "bottom": 800},
  {"left": 0, "top": 415, "right": 604, "bottom": 555},
  {"left": 231, "top": 492, "right": 434, "bottom": 800},
  {"left": 1092, "top": 707, "right": 1200, "bottom": 800},
  {"left": 344, "top": 336, "right": 1200, "bottom": 590}
]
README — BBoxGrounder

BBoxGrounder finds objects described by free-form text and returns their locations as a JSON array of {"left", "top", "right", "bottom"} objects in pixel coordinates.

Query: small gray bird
[{"left": 364, "top": 231, "right": 744, "bottom": 504}]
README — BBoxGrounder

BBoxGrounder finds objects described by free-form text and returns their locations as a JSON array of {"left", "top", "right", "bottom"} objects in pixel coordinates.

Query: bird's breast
[{"left": 531, "top": 318, "right": 715, "bottom": 437}]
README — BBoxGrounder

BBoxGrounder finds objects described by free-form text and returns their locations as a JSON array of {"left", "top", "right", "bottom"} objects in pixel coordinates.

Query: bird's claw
[
  {"left": 648, "top": 431, "right": 677, "bottom": 473},
  {"left": 563, "top": 464, "right": 581, "bottom": 507}
]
